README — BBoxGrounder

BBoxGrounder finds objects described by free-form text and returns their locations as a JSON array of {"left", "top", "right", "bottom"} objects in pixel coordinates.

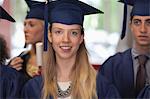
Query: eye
[
  {"left": 145, "top": 20, "right": 150, "bottom": 26},
  {"left": 55, "top": 30, "right": 62, "bottom": 34},
  {"left": 71, "top": 31, "right": 78, "bottom": 36},
  {"left": 52, "top": 29, "right": 63, "bottom": 35},
  {"left": 24, "top": 22, "right": 26, "bottom": 26},
  {"left": 133, "top": 20, "right": 141, "bottom": 26},
  {"left": 29, "top": 23, "right": 35, "bottom": 27}
]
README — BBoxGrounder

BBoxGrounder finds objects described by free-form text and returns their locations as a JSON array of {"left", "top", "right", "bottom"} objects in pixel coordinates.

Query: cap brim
[
  {"left": 118, "top": 0, "right": 134, "bottom": 6},
  {"left": 48, "top": 0, "right": 104, "bottom": 15},
  {"left": 0, "top": 6, "right": 15, "bottom": 22}
]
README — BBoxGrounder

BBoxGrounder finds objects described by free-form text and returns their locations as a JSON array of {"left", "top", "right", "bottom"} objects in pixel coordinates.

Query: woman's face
[
  {"left": 24, "top": 19, "right": 44, "bottom": 44},
  {"left": 48, "top": 23, "right": 84, "bottom": 60}
]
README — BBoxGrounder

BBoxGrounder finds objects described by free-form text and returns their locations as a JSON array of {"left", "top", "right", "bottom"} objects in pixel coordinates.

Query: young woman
[
  {"left": 22, "top": 0, "right": 120, "bottom": 99},
  {"left": 9, "top": 0, "right": 45, "bottom": 82}
]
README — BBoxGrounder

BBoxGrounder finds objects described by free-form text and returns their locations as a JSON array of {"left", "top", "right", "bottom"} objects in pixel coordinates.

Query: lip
[
  {"left": 59, "top": 46, "right": 72, "bottom": 52},
  {"left": 138, "top": 35, "right": 149, "bottom": 40}
]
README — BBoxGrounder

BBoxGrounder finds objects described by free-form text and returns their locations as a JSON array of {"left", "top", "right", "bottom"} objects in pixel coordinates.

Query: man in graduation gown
[
  {"left": 0, "top": 6, "right": 23, "bottom": 98},
  {"left": 97, "top": 0, "right": 150, "bottom": 98}
]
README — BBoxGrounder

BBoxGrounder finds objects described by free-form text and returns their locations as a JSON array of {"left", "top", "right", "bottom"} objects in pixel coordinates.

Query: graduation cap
[
  {"left": 0, "top": 6, "right": 15, "bottom": 22},
  {"left": 119, "top": 0, "right": 150, "bottom": 39},
  {"left": 131, "top": 0, "right": 150, "bottom": 16},
  {"left": 43, "top": 0, "right": 103, "bottom": 51},
  {"left": 48, "top": 0, "right": 103, "bottom": 25},
  {"left": 25, "top": 0, "right": 46, "bottom": 20}
]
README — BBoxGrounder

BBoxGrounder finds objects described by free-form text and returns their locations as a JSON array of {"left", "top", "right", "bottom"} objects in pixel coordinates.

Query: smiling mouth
[{"left": 59, "top": 46, "right": 72, "bottom": 51}]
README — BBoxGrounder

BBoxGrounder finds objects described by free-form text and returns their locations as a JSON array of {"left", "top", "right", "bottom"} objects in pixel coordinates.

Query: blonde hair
[{"left": 42, "top": 31, "right": 97, "bottom": 99}]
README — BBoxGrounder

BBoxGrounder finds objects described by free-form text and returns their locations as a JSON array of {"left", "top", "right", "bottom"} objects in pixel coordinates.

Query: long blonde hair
[{"left": 42, "top": 28, "right": 97, "bottom": 99}]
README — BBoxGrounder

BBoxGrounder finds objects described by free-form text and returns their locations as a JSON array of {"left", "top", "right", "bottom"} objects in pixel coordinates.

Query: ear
[
  {"left": 48, "top": 32, "right": 52, "bottom": 43},
  {"left": 129, "top": 21, "right": 133, "bottom": 32},
  {"left": 79, "top": 35, "right": 84, "bottom": 44}
]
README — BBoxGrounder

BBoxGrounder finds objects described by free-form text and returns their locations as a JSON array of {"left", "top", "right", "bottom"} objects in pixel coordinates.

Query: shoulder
[
  {"left": 100, "top": 48, "right": 132, "bottom": 68},
  {"left": 21, "top": 75, "right": 43, "bottom": 99},
  {"left": 1, "top": 65, "right": 20, "bottom": 78},
  {"left": 105, "top": 49, "right": 131, "bottom": 63},
  {"left": 24, "top": 75, "right": 43, "bottom": 88},
  {"left": 96, "top": 75, "right": 120, "bottom": 98}
]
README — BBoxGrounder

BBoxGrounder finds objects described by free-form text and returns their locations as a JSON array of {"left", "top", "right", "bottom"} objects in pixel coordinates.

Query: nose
[
  {"left": 24, "top": 24, "right": 29, "bottom": 33},
  {"left": 140, "top": 23, "right": 146, "bottom": 33},
  {"left": 62, "top": 32, "right": 70, "bottom": 42}
]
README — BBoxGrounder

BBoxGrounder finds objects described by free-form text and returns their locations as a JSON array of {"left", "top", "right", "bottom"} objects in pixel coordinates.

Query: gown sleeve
[
  {"left": 21, "top": 75, "right": 43, "bottom": 99},
  {"left": 96, "top": 74, "right": 121, "bottom": 99},
  {"left": 137, "top": 85, "right": 150, "bottom": 99},
  {"left": 0, "top": 65, "right": 24, "bottom": 99}
]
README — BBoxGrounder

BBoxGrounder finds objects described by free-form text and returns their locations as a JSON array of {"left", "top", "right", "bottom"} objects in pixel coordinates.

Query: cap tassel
[
  {"left": 24, "top": 43, "right": 27, "bottom": 48},
  {"left": 44, "top": 1, "right": 48, "bottom": 51},
  {"left": 121, "top": 4, "right": 127, "bottom": 39}
]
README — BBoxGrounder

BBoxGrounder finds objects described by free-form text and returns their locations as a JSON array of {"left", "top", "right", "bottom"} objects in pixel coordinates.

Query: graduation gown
[
  {"left": 22, "top": 75, "right": 120, "bottom": 99},
  {"left": 97, "top": 48, "right": 136, "bottom": 98},
  {"left": 0, "top": 65, "right": 23, "bottom": 99},
  {"left": 9, "top": 51, "right": 32, "bottom": 86},
  {"left": 137, "top": 85, "right": 150, "bottom": 99},
  {"left": 96, "top": 74, "right": 121, "bottom": 99},
  {"left": 21, "top": 75, "right": 51, "bottom": 99}
]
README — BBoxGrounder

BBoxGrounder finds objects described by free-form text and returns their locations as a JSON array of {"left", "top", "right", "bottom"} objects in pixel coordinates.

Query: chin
[{"left": 139, "top": 43, "right": 150, "bottom": 47}]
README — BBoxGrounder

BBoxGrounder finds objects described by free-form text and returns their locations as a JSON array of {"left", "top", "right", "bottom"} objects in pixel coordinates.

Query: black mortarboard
[
  {"left": 25, "top": 0, "right": 45, "bottom": 20},
  {"left": 43, "top": 0, "right": 103, "bottom": 51},
  {"left": 48, "top": 0, "right": 103, "bottom": 25},
  {"left": 119, "top": 0, "right": 150, "bottom": 39},
  {"left": 0, "top": 6, "right": 15, "bottom": 22},
  {"left": 131, "top": 0, "right": 150, "bottom": 16}
]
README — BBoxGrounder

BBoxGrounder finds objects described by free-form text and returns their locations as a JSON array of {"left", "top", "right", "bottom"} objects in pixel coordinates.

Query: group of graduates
[{"left": 0, "top": 0, "right": 150, "bottom": 99}]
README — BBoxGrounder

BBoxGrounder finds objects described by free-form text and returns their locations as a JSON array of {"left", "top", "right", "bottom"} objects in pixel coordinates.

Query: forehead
[
  {"left": 132, "top": 16, "right": 150, "bottom": 20},
  {"left": 24, "top": 18, "right": 43, "bottom": 23},
  {"left": 51, "top": 23, "right": 82, "bottom": 30}
]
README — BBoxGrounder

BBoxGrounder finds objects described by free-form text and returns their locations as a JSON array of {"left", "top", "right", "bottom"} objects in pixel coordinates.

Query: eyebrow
[
  {"left": 132, "top": 19, "right": 141, "bottom": 21},
  {"left": 52, "top": 27, "right": 81, "bottom": 31},
  {"left": 145, "top": 19, "right": 150, "bottom": 22}
]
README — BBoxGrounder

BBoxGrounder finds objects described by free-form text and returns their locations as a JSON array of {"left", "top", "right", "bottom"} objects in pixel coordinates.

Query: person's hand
[{"left": 9, "top": 57, "right": 24, "bottom": 71}]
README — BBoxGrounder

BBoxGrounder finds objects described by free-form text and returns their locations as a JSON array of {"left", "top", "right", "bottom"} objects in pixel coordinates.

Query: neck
[
  {"left": 28, "top": 46, "right": 36, "bottom": 65},
  {"left": 134, "top": 44, "right": 150, "bottom": 55},
  {"left": 56, "top": 56, "right": 76, "bottom": 82}
]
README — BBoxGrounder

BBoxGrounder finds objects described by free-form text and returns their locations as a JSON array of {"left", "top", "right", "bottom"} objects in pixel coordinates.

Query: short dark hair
[{"left": 0, "top": 35, "right": 9, "bottom": 65}]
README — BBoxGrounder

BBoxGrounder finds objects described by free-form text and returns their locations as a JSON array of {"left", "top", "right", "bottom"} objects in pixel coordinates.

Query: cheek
[
  {"left": 131, "top": 27, "right": 139, "bottom": 37},
  {"left": 148, "top": 27, "right": 150, "bottom": 34},
  {"left": 33, "top": 28, "right": 44, "bottom": 41},
  {"left": 51, "top": 37, "right": 60, "bottom": 48},
  {"left": 72, "top": 38, "right": 83, "bottom": 48}
]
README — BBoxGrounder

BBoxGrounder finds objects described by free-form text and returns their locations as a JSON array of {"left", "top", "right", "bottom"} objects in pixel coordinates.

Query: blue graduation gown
[
  {"left": 21, "top": 75, "right": 44, "bottom": 99},
  {"left": 0, "top": 65, "right": 23, "bottom": 99},
  {"left": 97, "top": 49, "right": 136, "bottom": 98},
  {"left": 9, "top": 51, "right": 32, "bottom": 84},
  {"left": 22, "top": 75, "right": 120, "bottom": 99},
  {"left": 96, "top": 74, "right": 121, "bottom": 99},
  {"left": 137, "top": 85, "right": 150, "bottom": 99}
]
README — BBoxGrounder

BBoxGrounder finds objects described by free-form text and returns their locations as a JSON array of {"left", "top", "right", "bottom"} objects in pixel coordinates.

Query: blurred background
[{"left": 0, "top": 0, "right": 133, "bottom": 66}]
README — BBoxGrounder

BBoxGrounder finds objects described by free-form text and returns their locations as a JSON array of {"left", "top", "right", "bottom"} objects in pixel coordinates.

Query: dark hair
[
  {"left": 0, "top": 35, "right": 9, "bottom": 65},
  {"left": 130, "top": 16, "right": 134, "bottom": 22}
]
